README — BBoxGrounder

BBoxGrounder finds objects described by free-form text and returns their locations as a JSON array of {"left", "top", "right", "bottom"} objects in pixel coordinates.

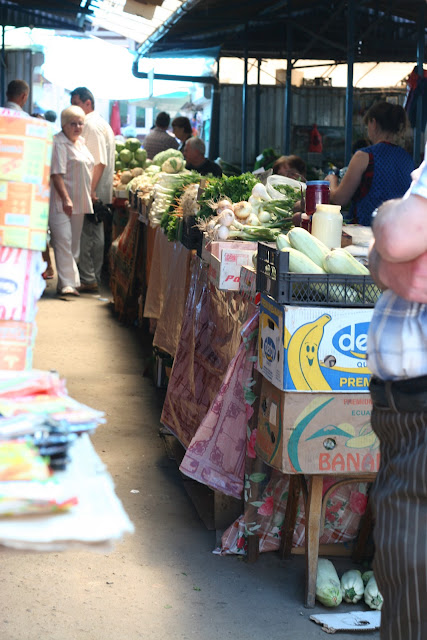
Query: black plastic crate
[
  {"left": 256, "top": 241, "right": 381, "bottom": 308},
  {"left": 181, "top": 215, "right": 203, "bottom": 256}
]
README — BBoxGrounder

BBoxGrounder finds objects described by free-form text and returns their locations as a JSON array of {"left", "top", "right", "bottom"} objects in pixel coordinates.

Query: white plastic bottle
[{"left": 311, "top": 204, "right": 343, "bottom": 249}]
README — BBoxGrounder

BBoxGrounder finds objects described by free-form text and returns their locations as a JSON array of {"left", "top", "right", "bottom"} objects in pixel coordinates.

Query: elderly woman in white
[{"left": 49, "top": 105, "right": 94, "bottom": 296}]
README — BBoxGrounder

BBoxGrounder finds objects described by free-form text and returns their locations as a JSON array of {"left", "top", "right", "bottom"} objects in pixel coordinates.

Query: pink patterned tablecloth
[{"left": 179, "top": 311, "right": 258, "bottom": 499}]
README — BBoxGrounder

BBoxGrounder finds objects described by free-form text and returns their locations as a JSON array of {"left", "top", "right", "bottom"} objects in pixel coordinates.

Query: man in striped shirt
[
  {"left": 143, "top": 111, "right": 179, "bottom": 160},
  {"left": 70, "top": 87, "right": 115, "bottom": 292},
  {"left": 367, "top": 147, "right": 427, "bottom": 640}
]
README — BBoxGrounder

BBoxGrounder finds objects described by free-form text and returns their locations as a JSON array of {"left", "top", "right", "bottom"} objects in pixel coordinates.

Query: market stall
[{"left": 110, "top": 144, "right": 382, "bottom": 611}]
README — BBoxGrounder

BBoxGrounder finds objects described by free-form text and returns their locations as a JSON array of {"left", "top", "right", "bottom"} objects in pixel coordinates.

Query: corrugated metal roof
[
  {"left": 0, "top": 0, "right": 97, "bottom": 31},
  {"left": 134, "top": 0, "right": 426, "bottom": 63}
]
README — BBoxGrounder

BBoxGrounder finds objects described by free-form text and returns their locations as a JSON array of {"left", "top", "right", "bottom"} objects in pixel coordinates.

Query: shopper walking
[
  {"left": 4, "top": 79, "right": 29, "bottom": 112},
  {"left": 143, "top": 111, "right": 179, "bottom": 160},
  {"left": 70, "top": 87, "right": 115, "bottom": 292},
  {"left": 367, "top": 148, "right": 427, "bottom": 639},
  {"left": 49, "top": 106, "right": 94, "bottom": 296}
]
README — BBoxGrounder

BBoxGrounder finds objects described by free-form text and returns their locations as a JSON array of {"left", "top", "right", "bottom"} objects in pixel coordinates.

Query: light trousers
[
  {"left": 49, "top": 210, "right": 84, "bottom": 290},
  {"left": 78, "top": 215, "right": 104, "bottom": 285}
]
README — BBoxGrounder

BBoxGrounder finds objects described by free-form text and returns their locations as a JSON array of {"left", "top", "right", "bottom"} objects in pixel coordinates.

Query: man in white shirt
[
  {"left": 70, "top": 86, "right": 115, "bottom": 292},
  {"left": 4, "top": 79, "right": 29, "bottom": 112}
]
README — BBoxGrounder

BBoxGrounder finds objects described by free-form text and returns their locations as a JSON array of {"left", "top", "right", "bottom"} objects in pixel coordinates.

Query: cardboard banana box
[
  {"left": 256, "top": 377, "right": 379, "bottom": 475},
  {"left": 258, "top": 293, "right": 373, "bottom": 392}
]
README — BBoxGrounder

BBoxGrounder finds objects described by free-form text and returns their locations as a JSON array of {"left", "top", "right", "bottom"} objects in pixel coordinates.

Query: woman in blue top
[{"left": 326, "top": 102, "right": 415, "bottom": 226}]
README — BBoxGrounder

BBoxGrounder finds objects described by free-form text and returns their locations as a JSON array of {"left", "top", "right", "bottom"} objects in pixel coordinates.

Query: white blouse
[{"left": 49, "top": 131, "right": 94, "bottom": 215}]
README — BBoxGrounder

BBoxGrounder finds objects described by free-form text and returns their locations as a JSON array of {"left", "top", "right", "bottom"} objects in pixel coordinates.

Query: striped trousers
[{"left": 371, "top": 404, "right": 427, "bottom": 640}]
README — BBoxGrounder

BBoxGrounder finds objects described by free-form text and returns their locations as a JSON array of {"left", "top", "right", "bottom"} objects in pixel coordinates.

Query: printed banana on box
[
  {"left": 258, "top": 293, "right": 373, "bottom": 392},
  {"left": 256, "top": 377, "right": 379, "bottom": 474}
]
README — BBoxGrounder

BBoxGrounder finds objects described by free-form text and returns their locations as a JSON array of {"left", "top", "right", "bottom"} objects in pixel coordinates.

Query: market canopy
[
  {"left": 134, "top": 0, "right": 426, "bottom": 63},
  {"left": 0, "top": 0, "right": 96, "bottom": 31}
]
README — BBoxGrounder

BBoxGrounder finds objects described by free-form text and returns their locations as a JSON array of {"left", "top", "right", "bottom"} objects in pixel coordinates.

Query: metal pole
[
  {"left": 345, "top": 0, "right": 355, "bottom": 166},
  {"left": 241, "top": 27, "right": 248, "bottom": 173},
  {"left": 1, "top": 26, "right": 5, "bottom": 107},
  {"left": 283, "top": 16, "right": 292, "bottom": 154},
  {"left": 255, "top": 58, "right": 261, "bottom": 158},
  {"left": 413, "top": 1, "right": 425, "bottom": 165},
  {"left": 209, "top": 57, "right": 220, "bottom": 160}
]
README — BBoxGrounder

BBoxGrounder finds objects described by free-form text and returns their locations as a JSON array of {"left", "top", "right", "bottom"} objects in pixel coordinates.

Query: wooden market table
[
  {"left": 279, "top": 473, "right": 376, "bottom": 608},
  {"left": 255, "top": 375, "right": 378, "bottom": 607}
]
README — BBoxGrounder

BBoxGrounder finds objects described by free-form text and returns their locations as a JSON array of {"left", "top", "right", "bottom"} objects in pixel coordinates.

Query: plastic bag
[{"left": 266, "top": 174, "right": 306, "bottom": 199}]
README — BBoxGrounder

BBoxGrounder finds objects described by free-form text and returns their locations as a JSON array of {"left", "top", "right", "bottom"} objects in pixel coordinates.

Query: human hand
[
  {"left": 377, "top": 251, "right": 427, "bottom": 303},
  {"left": 62, "top": 197, "right": 73, "bottom": 217},
  {"left": 324, "top": 173, "right": 338, "bottom": 187}
]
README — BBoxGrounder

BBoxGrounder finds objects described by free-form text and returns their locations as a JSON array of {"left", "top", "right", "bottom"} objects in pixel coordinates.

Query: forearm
[
  {"left": 369, "top": 239, "right": 427, "bottom": 303},
  {"left": 91, "top": 163, "right": 106, "bottom": 198},
  {"left": 51, "top": 174, "right": 70, "bottom": 203},
  {"left": 373, "top": 193, "right": 427, "bottom": 262},
  {"left": 368, "top": 243, "right": 388, "bottom": 290}
]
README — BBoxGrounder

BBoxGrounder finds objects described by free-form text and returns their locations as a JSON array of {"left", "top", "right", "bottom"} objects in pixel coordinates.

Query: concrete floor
[{"left": 0, "top": 275, "right": 380, "bottom": 640}]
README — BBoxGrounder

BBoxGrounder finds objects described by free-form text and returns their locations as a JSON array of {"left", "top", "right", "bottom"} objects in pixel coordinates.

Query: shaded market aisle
[{"left": 0, "top": 277, "right": 379, "bottom": 640}]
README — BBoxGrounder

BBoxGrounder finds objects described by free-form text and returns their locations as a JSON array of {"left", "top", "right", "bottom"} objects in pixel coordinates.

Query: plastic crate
[
  {"left": 256, "top": 241, "right": 381, "bottom": 308},
  {"left": 181, "top": 215, "right": 203, "bottom": 256}
]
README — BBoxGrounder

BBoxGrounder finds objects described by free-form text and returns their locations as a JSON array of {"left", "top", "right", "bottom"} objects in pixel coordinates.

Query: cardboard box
[
  {"left": 205, "top": 240, "right": 257, "bottom": 291},
  {"left": 0, "top": 320, "right": 36, "bottom": 370},
  {"left": 0, "top": 180, "right": 49, "bottom": 250},
  {"left": 255, "top": 377, "right": 379, "bottom": 474},
  {"left": 0, "top": 109, "right": 52, "bottom": 185},
  {"left": 258, "top": 293, "right": 373, "bottom": 392},
  {"left": 239, "top": 265, "right": 260, "bottom": 304}
]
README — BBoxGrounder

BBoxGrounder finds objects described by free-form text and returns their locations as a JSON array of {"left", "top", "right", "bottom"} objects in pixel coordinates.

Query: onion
[
  {"left": 258, "top": 210, "right": 271, "bottom": 224},
  {"left": 206, "top": 218, "right": 218, "bottom": 231},
  {"left": 247, "top": 213, "right": 261, "bottom": 226},
  {"left": 248, "top": 195, "right": 262, "bottom": 212},
  {"left": 216, "top": 224, "right": 230, "bottom": 240},
  {"left": 217, "top": 208, "right": 235, "bottom": 227},
  {"left": 233, "top": 200, "right": 252, "bottom": 220},
  {"left": 251, "top": 183, "right": 270, "bottom": 201},
  {"left": 216, "top": 198, "right": 233, "bottom": 214}
]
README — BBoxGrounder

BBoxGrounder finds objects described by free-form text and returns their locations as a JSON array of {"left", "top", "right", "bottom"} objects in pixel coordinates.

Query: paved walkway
[{"left": 0, "top": 276, "right": 379, "bottom": 640}]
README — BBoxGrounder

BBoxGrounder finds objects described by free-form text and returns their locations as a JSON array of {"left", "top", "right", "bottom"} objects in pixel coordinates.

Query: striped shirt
[
  {"left": 49, "top": 131, "right": 94, "bottom": 215},
  {"left": 143, "top": 127, "right": 179, "bottom": 160},
  {"left": 367, "top": 145, "right": 427, "bottom": 380},
  {"left": 83, "top": 111, "right": 115, "bottom": 204}
]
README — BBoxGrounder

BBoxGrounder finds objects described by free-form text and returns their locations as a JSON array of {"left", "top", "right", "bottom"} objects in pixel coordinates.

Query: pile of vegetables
[
  {"left": 263, "top": 227, "right": 381, "bottom": 304},
  {"left": 151, "top": 148, "right": 184, "bottom": 168},
  {"left": 276, "top": 227, "right": 370, "bottom": 277},
  {"left": 115, "top": 138, "right": 147, "bottom": 172},
  {"left": 200, "top": 179, "right": 302, "bottom": 243},
  {"left": 159, "top": 177, "right": 202, "bottom": 241},
  {"left": 150, "top": 170, "right": 201, "bottom": 230},
  {"left": 316, "top": 560, "right": 383, "bottom": 610}
]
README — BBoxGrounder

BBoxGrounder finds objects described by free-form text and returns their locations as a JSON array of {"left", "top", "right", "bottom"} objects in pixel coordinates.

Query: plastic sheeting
[
  {"left": 152, "top": 241, "right": 192, "bottom": 359},
  {"left": 179, "top": 310, "right": 258, "bottom": 499},
  {"left": 161, "top": 257, "right": 253, "bottom": 448},
  {"left": 143, "top": 228, "right": 173, "bottom": 320}
]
